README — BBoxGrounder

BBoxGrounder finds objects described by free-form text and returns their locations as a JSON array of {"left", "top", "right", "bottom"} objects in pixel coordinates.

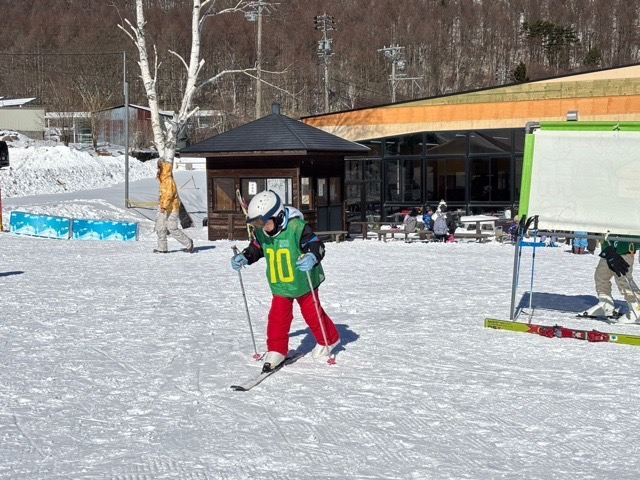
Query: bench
[
  {"left": 315, "top": 230, "right": 349, "bottom": 243},
  {"left": 454, "top": 232, "right": 493, "bottom": 242},
  {"left": 372, "top": 228, "right": 403, "bottom": 242}
]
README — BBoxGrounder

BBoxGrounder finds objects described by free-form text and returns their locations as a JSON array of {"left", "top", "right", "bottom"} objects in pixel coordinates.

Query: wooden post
[{"left": 228, "top": 214, "right": 234, "bottom": 240}]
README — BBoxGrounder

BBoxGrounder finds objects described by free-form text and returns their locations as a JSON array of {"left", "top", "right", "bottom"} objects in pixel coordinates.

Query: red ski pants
[{"left": 267, "top": 290, "right": 340, "bottom": 356}]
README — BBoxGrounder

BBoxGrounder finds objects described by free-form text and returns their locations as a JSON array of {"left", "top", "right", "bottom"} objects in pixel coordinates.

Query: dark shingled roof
[{"left": 180, "top": 111, "right": 369, "bottom": 155}]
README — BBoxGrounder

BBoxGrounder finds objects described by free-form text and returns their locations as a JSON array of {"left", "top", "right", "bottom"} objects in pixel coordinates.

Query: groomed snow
[{"left": 1, "top": 139, "right": 640, "bottom": 479}]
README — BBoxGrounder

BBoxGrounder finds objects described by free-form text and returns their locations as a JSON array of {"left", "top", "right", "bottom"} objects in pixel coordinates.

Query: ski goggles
[
  {"left": 247, "top": 216, "right": 273, "bottom": 228},
  {"left": 247, "top": 217, "right": 266, "bottom": 228}
]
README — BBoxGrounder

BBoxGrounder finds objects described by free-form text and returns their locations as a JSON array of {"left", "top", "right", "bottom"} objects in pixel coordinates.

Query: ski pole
[
  {"left": 528, "top": 216, "right": 539, "bottom": 312},
  {"left": 305, "top": 271, "right": 329, "bottom": 347},
  {"left": 622, "top": 274, "right": 640, "bottom": 305},
  {"left": 232, "top": 245, "right": 261, "bottom": 360},
  {"left": 304, "top": 270, "right": 336, "bottom": 364},
  {"left": 510, "top": 215, "right": 535, "bottom": 320}
]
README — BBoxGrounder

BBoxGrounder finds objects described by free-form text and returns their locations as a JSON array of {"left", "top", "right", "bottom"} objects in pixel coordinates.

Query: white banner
[{"left": 527, "top": 129, "right": 640, "bottom": 236}]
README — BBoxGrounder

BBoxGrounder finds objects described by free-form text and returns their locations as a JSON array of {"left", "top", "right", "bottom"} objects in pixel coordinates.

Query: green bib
[
  {"left": 256, "top": 218, "right": 325, "bottom": 298},
  {"left": 603, "top": 239, "right": 636, "bottom": 255}
]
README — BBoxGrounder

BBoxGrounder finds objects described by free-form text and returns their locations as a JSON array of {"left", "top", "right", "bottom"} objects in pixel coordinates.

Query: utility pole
[
  {"left": 314, "top": 13, "right": 335, "bottom": 113},
  {"left": 378, "top": 44, "right": 422, "bottom": 103},
  {"left": 246, "top": 1, "right": 277, "bottom": 119},
  {"left": 255, "top": 1, "right": 263, "bottom": 119},
  {"left": 123, "top": 50, "right": 130, "bottom": 208},
  {"left": 378, "top": 45, "right": 405, "bottom": 103}
]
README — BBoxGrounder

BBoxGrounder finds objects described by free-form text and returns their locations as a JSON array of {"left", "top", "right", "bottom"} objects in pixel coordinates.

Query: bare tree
[
  {"left": 119, "top": 0, "right": 259, "bottom": 166},
  {"left": 73, "top": 71, "right": 115, "bottom": 151}
]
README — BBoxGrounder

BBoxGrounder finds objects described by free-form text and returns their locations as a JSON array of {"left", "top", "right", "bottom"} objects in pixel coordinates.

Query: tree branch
[
  {"left": 242, "top": 71, "right": 298, "bottom": 99},
  {"left": 168, "top": 49, "right": 188, "bottom": 72},
  {"left": 196, "top": 68, "right": 256, "bottom": 92}
]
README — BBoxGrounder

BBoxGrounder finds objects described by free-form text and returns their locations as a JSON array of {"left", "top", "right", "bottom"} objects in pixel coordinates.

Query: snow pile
[{"left": 0, "top": 132, "right": 157, "bottom": 198}]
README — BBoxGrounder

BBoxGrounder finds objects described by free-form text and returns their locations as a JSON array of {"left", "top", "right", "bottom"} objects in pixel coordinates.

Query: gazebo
[{"left": 179, "top": 104, "right": 369, "bottom": 240}]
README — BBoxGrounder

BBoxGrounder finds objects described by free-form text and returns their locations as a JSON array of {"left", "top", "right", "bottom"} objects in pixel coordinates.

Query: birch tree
[{"left": 119, "top": 0, "right": 258, "bottom": 166}]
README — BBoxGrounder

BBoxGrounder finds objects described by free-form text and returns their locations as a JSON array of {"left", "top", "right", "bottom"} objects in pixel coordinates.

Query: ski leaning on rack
[
  {"left": 231, "top": 354, "right": 303, "bottom": 392},
  {"left": 484, "top": 318, "right": 640, "bottom": 347}
]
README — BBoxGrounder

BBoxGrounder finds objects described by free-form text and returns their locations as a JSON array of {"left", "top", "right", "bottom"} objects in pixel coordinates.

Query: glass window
[
  {"left": 365, "top": 202, "right": 382, "bottom": 222},
  {"left": 360, "top": 140, "right": 383, "bottom": 157},
  {"left": 345, "top": 159, "right": 362, "bottom": 182},
  {"left": 385, "top": 158, "right": 421, "bottom": 203},
  {"left": 469, "top": 129, "right": 512, "bottom": 154},
  {"left": 384, "top": 134, "right": 423, "bottom": 156},
  {"left": 329, "top": 177, "right": 341, "bottom": 204},
  {"left": 317, "top": 178, "right": 328, "bottom": 206},
  {"left": 346, "top": 184, "right": 361, "bottom": 205},
  {"left": 426, "top": 158, "right": 465, "bottom": 202},
  {"left": 426, "top": 132, "right": 467, "bottom": 155},
  {"left": 301, "top": 177, "right": 311, "bottom": 209},
  {"left": 469, "top": 157, "right": 511, "bottom": 202},
  {"left": 364, "top": 159, "right": 381, "bottom": 201},
  {"left": 514, "top": 129, "right": 525, "bottom": 153},
  {"left": 213, "top": 177, "right": 235, "bottom": 212},
  {"left": 514, "top": 155, "right": 523, "bottom": 200}
]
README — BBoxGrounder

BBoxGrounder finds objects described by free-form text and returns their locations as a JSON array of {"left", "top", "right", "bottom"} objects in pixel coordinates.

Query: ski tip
[{"left": 230, "top": 385, "right": 248, "bottom": 392}]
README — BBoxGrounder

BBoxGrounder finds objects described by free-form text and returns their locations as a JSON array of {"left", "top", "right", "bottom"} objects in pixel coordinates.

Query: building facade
[{"left": 303, "top": 63, "right": 640, "bottom": 221}]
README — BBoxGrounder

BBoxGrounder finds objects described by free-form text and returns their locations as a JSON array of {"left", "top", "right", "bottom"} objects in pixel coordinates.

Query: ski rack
[{"left": 508, "top": 227, "right": 640, "bottom": 321}]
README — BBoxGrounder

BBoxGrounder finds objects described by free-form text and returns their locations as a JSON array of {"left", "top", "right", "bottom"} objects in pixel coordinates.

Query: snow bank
[{"left": 0, "top": 132, "right": 157, "bottom": 198}]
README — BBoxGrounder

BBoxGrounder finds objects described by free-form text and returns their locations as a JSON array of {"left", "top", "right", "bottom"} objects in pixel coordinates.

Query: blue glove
[
  {"left": 296, "top": 253, "right": 317, "bottom": 272},
  {"left": 231, "top": 253, "right": 248, "bottom": 271}
]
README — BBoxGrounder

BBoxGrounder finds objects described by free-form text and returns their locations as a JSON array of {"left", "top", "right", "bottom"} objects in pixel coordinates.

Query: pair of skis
[{"left": 485, "top": 318, "right": 640, "bottom": 347}]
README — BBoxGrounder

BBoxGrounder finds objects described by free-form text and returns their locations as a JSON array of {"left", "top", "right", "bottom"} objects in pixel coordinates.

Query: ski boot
[
  {"left": 579, "top": 296, "right": 618, "bottom": 319},
  {"left": 312, "top": 338, "right": 340, "bottom": 359},
  {"left": 262, "top": 351, "right": 285, "bottom": 373}
]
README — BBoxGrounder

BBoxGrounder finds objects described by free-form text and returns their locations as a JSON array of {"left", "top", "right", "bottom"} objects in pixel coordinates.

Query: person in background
[
  {"left": 403, "top": 208, "right": 419, "bottom": 241},
  {"left": 445, "top": 206, "right": 459, "bottom": 242},
  {"left": 422, "top": 206, "right": 434, "bottom": 231},
  {"left": 572, "top": 231, "right": 588, "bottom": 254},
  {"left": 432, "top": 201, "right": 449, "bottom": 242},
  {"left": 230, "top": 190, "right": 340, "bottom": 372},
  {"left": 581, "top": 237, "right": 639, "bottom": 323},
  {"left": 154, "top": 160, "right": 194, "bottom": 254}
]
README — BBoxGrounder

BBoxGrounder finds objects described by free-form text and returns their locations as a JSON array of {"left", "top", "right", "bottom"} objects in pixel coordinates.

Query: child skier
[{"left": 230, "top": 190, "right": 340, "bottom": 372}]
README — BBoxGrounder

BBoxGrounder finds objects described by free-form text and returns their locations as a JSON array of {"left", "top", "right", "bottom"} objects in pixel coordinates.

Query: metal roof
[
  {"left": 0, "top": 97, "right": 36, "bottom": 108},
  {"left": 180, "top": 108, "right": 370, "bottom": 155}
]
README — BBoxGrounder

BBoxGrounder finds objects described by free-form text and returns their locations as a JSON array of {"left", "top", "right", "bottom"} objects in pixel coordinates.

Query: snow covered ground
[{"left": 1, "top": 139, "right": 640, "bottom": 479}]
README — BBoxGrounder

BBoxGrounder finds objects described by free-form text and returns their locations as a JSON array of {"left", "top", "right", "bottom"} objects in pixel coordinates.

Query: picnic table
[
  {"left": 459, "top": 215, "right": 500, "bottom": 234},
  {"left": 350, "top": 221, "right": 402, "bottom": 240},
  {"left": 456, "top": 215, "right": 501, "bottom": 242}
]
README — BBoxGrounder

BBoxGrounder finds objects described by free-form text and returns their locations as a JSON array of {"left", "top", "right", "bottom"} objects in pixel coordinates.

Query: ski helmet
[{"left": 247, "top": 190, "right": 284, "bottom": 230}]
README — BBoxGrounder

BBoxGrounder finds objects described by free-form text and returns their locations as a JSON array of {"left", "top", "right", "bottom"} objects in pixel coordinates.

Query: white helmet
[{"left": 247, "top": 190, "right": 284, "bottom": 228}]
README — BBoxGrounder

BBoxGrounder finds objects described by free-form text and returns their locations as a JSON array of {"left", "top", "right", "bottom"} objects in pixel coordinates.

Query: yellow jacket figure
[{"left": 154, "top": 161, "right": 193, "bottom": 253}]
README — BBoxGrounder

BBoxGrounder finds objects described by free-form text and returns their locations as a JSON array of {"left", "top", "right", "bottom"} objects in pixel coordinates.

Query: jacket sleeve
[
  {"left": 299, "top": 224, "right": 325, "bottom": 261},
  {"left": 242, "top": 239, "right": 264, "bottom": 264}
]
